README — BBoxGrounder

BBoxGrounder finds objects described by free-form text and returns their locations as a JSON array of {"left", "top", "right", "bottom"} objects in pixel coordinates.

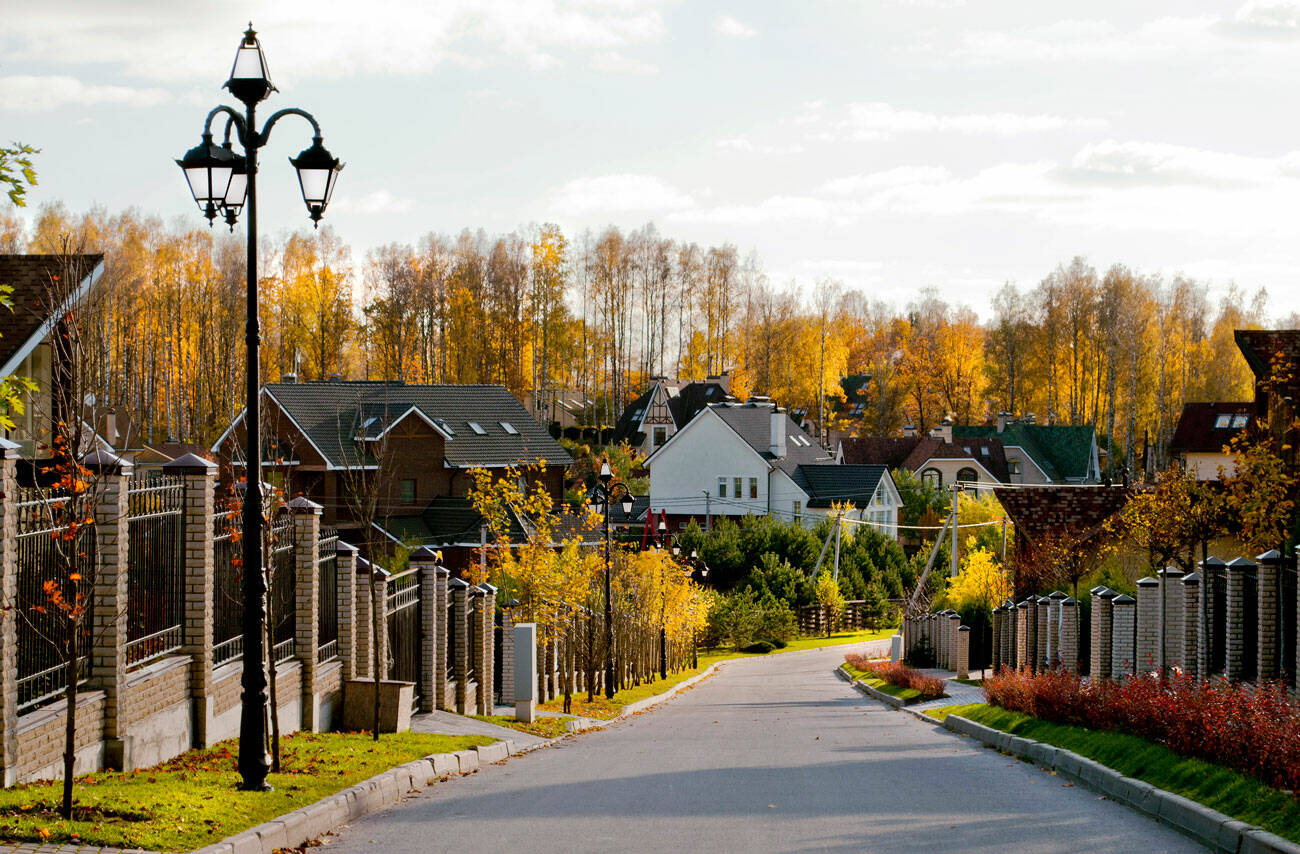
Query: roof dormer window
[
  {"left": 1214, "top": 414, "right": 1232, "bottom": 428},
  {"left": 468, "top": 421, "right": 487, "bottom": 435},
  {"left": 500, "top": 421, "right": 518, "bottom": 435},
  {"left": 1232, "top": 414, "right": 1248, "bottom": 428}
]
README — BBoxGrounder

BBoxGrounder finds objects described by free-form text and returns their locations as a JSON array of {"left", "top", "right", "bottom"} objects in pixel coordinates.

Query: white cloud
[
  {"left": 332, "top": 190, "right": 414, "bottom": 215},
  {"left": 821, "top": 165, "right": 951, "bottom": 195},
  {"left": 716, "top": 137, "right": 804, "bottom": 155},
  {"left": 1057, "top": 140, "right": 1284, "bottom": 188},
  {"left": 0, "top": 75, "right": 170, "bottom": 110},
  {"left": 714, "top": 15, "right": 757, "bottom": 39},
  {"left": 589, "top": 51, "right": 659, "bottom": 74},
  {"left": 1227, "top": 0, "right": 1300, "bottom": 34},
  {"left": 550, "top": 174, "right": 695, "bottom": 216},
  {"left": 840, "top": 102, "right": 1104, "bottom": 140},
  {"left": 668, "top": 195, "right": 829, "bottom": 226}
]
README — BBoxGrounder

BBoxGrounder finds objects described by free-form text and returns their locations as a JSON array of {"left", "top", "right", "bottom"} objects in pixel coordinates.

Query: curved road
[{"left": 326, "top": 644, "right": 1202, "bottom": 853}]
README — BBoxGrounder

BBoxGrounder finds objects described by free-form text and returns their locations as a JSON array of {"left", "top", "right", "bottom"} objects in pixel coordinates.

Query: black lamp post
[
  {"left": 591, "top": 458, "right": 633, "bottom": 699},
  {"left": 657, "top": 516, "right": 669, "bottom": 680},
  {"left": 177, "top": 24, "right": 343, "bottom": 793},
  {"left": 689, "top": 551, "right": 707, "bottom": 669}
]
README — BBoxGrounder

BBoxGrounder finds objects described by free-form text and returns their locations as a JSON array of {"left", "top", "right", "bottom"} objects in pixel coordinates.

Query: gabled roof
[
  {"left": 994, "top": 485, "right": 1131, "bottom": 546},
  {"left": 841, "top": 435, "right": 1010, "bottom": 483},
  {"left": 793, "top": 464, "right": 889, "bottom": 508},
  {"left": 1235, "top": 329, "right": 1300, "bottom": 400},
  {"left": 0, "top": 254, "right": 104, "bottom": 376},
  {"left": 378, "top": 496, "right": 599, "bottom": 547},
  {"left": 667, "top": 381, "right": 731, "bottom": 427},
  {"left": 953, "top": 423, "right": 1095, "bottom": 482},
  {"left": 252, "top": 381, "right": 571, "bottom": 470},
  {"left": 610, "top": 378, "right": 732, "bottom": 447},
  {"left": 707, "top": 401, "right": 832, "bottom": 476},
  {"left": 1169, "top": 402, "right": 1253, "bottom": 454}
]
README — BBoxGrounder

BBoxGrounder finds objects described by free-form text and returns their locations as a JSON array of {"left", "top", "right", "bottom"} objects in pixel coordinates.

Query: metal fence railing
[
  {"left": 446, "top": 595, "right": 457, "bottom": 681},
  {"left": 212, "top": 508, "right": 242, "bottom": 666},
  {"left": 317, "top": 527, "right": 339, "bottom": 663},
  {"left": 467, "top": 590, "right": 480, "bottom": 686},
  {"left": 386, "top": 568, "right": 421, "bottom": 696},
  {"left": 269, "top": 513, "right": 296, "bottom": 664},
  {"left": 15, "top": 489, "right": 94, "bottom": 712},
  {"left": 124, "top": 474, "right": 186, "bottom": 670}
]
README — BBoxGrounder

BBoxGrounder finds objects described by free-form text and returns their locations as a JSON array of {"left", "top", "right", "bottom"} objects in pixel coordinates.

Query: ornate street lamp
[
  {"left": 176, "top": 24, "right": 343, "bottom": 793},
  {"left": 657, "top": 516, "right": 669, "bottom": 679},
  {"left": 591, "top": 458, "right": 633, "bottom": 699}
]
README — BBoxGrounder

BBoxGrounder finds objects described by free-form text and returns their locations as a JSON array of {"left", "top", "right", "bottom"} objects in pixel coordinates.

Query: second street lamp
[
  {"left": 657, "top": 516, "right": 669, "bottom": 680},
  {"left": 592, "top": 458, "right": 633, "bottom": 699},
  {"left": 177, "top": 24, "right": 343, "bottom": 793}
]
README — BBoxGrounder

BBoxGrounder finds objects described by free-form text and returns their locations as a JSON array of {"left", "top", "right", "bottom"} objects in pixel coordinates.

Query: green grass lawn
[
  {"left": 839, "top": 662, "right": 929, "bottom": 703},
  {"left": 469, "top": 714, "right": 577, "bottom": 739},
  {"left": 0, "top": 730, "right": 492, "bottom": 851},
  {"left": 927, "top": 703, "right": 1300, "bottom": 844},
  {"left": 541, "top": 629, "right": 894, "bottom": 720}
]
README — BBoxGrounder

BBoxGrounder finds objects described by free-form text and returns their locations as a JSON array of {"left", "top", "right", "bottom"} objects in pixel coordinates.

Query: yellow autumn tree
[{"left": 945, "top": 547, "right": 1012, "bottom": 612}]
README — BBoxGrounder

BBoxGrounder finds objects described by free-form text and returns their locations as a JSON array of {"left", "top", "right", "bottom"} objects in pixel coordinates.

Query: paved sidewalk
[
  {"left": 911, "top": 668, "right": 987, "bottom": 712},
  {"left": 410, "top": 709, "right": 550, "bottom": 750}
]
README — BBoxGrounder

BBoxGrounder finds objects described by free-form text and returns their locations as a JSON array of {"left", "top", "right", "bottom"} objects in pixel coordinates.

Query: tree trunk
[
  {"left": 60, "top": 623, "right": 79, "bottom": 819},
  {"left": 370, "top": 572, "right": 381, "bottom": 741},
  {"left": 265, "top": 597, "right": 281, "bottom": 773}
]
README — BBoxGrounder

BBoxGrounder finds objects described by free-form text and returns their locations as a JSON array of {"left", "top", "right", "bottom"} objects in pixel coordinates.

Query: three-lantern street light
[
  {"left": 656, "top": 517, "right": 669, "bottom": 680},
  {"left": 176, "top": 25, "right": 343, "bottom": 793},
  {"left": 590, "top": 458, "right": 633, "bottom": 700}
]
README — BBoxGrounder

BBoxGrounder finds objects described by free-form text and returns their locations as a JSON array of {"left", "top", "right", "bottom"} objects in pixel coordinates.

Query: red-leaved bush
[
  {"left": 845, "top": 654, "right": 947, "bottom": 701},
  {"left": 983, "top": 668, "right": 1300, "bottom": 794}
]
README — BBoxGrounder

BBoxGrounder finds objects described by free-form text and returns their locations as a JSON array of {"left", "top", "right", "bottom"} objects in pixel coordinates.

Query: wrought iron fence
[
  {"left": 386, "top": 568, "right": 422, "bottom": 700},
  {"left": 15, "top": 488, "right": 94, "bottom": 712},
  {"left": 317, "top": 527, "right": 339, "bottom": 663},
  {"left": 269, "top": 513, "right": 296, "bottom": 663},
  {"left": 1242, "top": 566, "right": 1259, "bottom": 682},
  {"left": 445, "top": 595, "right": 456, "bottom": 681},
  {"left": 1281, "top": 560, "right": 1297, "bottom": 687},
  {"left": 124, "top": 474, "right": 186, "bottom": 670},
  {"left": 212, "top": 507, "right": 243, "bottom": 666},
  {"left": 466, "top": 589, "right": 480, "bottom": 685}
]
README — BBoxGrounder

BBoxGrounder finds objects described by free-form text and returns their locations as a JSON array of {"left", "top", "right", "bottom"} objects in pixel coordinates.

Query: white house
[
  {"left": 610, "top": 375, "right": 733, "bottom": 458},
  {"left": 645, "top": 399, "right": 900, "bottom": 539}
]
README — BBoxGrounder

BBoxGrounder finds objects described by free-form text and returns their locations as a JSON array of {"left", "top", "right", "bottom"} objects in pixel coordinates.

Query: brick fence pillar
[
  {"left": 409, "top": 547, "right": 440, "bottom": 714},
  {"left": 1201, "top": 557, "right": 1225, "bottom": 679},
  {"left": 1059, "top": 598, "right": 1080, "bottom": 672},
  {"left": 1180, "top": 571, "right": 1200, "bottom": 682},
  {"left": 354, "top": 557, "right": 389, "bottom": 681},
  {"left": 499, "top": 601, "right": 518, "bottom": 705},
  {"left": 1111, "top": 594, "right": 1136, "bottom": 677},
  {"left": 335, "top": 542, "right": 358, "bottom": 681},
  {"left": 288, "top": 497, "right": 322, "bottom": 731},
  {"left": 1257, "top": 550, "right": 1282, "bottom": 681},
  {"left": 990, "top": 607, "right": 1003, "bottom": 672},
  {"left": 450, "top": 577, "right": 469, "bottom": 714},
  {"left": 88, "top": 451, "right": 132, "bottom": 770},
  {"left": 956, "top": 625, "right": 970, "bottom": 680},
  {"left": 1024, "top": 598, "right": 1039, "bottom": 673},
  {"left": 435, "top": 567, "right": 449, "bottom": 709},
  {"left": 1015, "top": 601, "right": 1029, "bottom": 670},
  {"left": 478, "top": 584, "right": 496, "bottom": 714},
  {"left": 1158, "top": 566, "right": 1185, "bottom": 671},
  {"left": 1225, "top": 558, "right": 1252, "bottom": 681},
  {"left": 1089, "top": 587, "right": 1108, "bottom": 680},
  {"left": 1035, "top": 596, "right": 1049, "bottom": 672},
  {"left": 947, "top": 612, "right": 960, "bottom": 673},
  {"left": 0, "top": 440, "right": 19, "bottom": 785},
  {"left": 1135, "top": 576, "right": 1159, "bottom": 674},
  {"left": 164, "top": 454, "right": 217, "bottom": 746},
  {"left": 998, "top": 606, "right": 1011, "bottom": 670},
  {"left": 1096, "top": 588, "right": 1116, "bottom": 679}
]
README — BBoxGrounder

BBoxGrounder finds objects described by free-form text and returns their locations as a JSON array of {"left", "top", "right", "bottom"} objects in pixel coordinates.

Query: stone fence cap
[
  {"left": 1226, "top": 557, "right": 1257, "bottom": 570},
  {"left": 1111, "top": 594, "right": 1136, "bottom": 604},
  {"left": 1017, "top": 600, "right": 1030, "bottom": 608},
  {"left": 1136, "top": 576, "right": 1158, "bottom": 587},
  {"left": 162, "top": 452, "right": 217, "bottom": 472},
  {"left": 479, "top": 582, "right": 498, "bottom": 594},
  {"left": 1047, "top": 591, "right": 1068, "bottom": 600},
  {"left": 1157, "top": 566, "right": 1184, "bottom": 577},
  {"left": 958, "top": 625, "right": 970, "bottom": 632},
  {"left": 1099, "top": 588, "right": 1118, "bottom": 599},
  {"left": 1061, "top": 596, "right": 1077, "bottom": 605},
  {"left": 1256, "top": 548, "right": 1283, "bottom": 562},
  {"left": 286, "top": 495, "right": 323, "bottom": 512},
  {"left": 1202, "top": 556, "right": 1227, "bottom": 568},
  {"left": 1181, "top": 571, "right": 1201, "bottom": 583},
  {"left": 336, "top": 540, "right": 359, "bottom": 554},
  {"left": 448, "top": 576, "right": 470, "bottom": 588}
]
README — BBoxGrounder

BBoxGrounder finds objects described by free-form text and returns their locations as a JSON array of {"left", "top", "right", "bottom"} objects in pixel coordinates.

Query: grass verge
[
  {"left": 926, "top": 703, "right": 1300, "bottom": 844},
  {"left": 0, "top": 730, "right": 493, "bottom": 851},
  {"left": 542, "top": 629, "right": 894, "bottom": 720},
  {"left": 840, "top": 662, "right": 931, "bottom": 703},
  {"left": 469, "top": 714, "right": 576, "bottom": 740}
]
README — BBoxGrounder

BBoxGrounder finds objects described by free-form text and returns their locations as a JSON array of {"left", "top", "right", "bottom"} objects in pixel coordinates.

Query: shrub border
[{"left": 942, "top": 713, "right": 1299, "bottom": 854}]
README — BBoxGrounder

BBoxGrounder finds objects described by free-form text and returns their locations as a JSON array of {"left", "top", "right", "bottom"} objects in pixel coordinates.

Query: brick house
[
  {"left": 1168, "top": 401, "right": 1253, "bottom": 480},
  {"left": 213, "top": 380, "right": 573, "bottom": 569}
]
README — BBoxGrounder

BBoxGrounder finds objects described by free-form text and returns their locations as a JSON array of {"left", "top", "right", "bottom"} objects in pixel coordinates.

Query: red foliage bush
[
  {"left": 845, "top": 655, "right": 946, "bottom": 701},
  {"left": 983, "top": 668, "right": 1300, "bottom": 794}
]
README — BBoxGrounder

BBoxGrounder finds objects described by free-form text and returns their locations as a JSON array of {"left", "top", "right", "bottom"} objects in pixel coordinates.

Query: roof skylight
[
  {"left": 468, "top": 421, "right": 488, "bottom": 435},
  {"left": 500, "top": 421, "right": 518, "bottom": 435}
]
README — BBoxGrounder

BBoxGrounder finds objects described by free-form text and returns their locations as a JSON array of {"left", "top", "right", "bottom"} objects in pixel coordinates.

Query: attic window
[
  {"left": 435, "top": 419, "right": 455, "bottom": 437},
  {"left": 468, "top": 421, "right": 488, "bottom": 435},
  {"left": 1214, "top": 414, "right": 1232, "bottom": 428},
  {"left": 980, "top": 446, "right": 990, "bottom": 456},
  {"left": 1232, "top": 414, "right": 1249, "bottom": 428},
  {"left": 963, "top": 446, "right": 972, "bottom": 454},
  {"left": 500, "top": 421, "right": 518, "bottom": 435},
  {"left": 706, "top": 388, "right": 715, "bottom": 396},
  {"left": 632, "top": 409, "right": 644, "bottom": 420}
]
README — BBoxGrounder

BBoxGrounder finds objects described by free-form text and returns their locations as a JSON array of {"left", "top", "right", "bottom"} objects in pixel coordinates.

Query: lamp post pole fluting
[{"left": 177, "top": 25, "right": 343, "bottom": 792}]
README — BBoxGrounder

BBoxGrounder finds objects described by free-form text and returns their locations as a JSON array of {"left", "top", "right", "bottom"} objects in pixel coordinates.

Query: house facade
[
  {"left": 213, "top": 380, "right": 573, "bottom": 568},
  {"left": 646, "top": 399, "right": 900, "bottom": 538},
  {"left": 839, "top": 434, "right": 1009, "bottom": 497},
  {"left": 1169, "top": 401, "right": 1252, "bottom": 480},
  {"left": 951, "top": 419, "right": 1101, "bottom": 485}
]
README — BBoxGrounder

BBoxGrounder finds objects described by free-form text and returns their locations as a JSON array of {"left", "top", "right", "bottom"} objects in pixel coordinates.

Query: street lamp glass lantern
[
  {"left": 221, "top": 152, "right": 249, "bottom": 229},
  {"left": 289, "top": 138, "right": 344, "bottom": 226},
  {"left": 621, "top": 496, "right": 633, "bottom": 516},
  {"left": 176, "top": 134, "right": 238, "bottom": 222},
  {"left": 224, "top": 25, "right": 275, "bottom": 104},
  {"left": 599, "top": 458, "right": 613, "bottom": 484}
]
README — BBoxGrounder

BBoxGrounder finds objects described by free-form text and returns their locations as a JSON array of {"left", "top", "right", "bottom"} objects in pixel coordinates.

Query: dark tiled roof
[
  {"left": 610, "top": 379, "right": 732, "bottom": 446},
  {"left": 709, "top": 401, "right": 832, "bottom": 476},
  {"left": 1235, "top": 330, "right": 1300, "bottom": 400},
  {"left": 830, "top": 374, "right": 872, "bottom": 416},
  {"left": 1169, "top": 402, "right": 1253, "bottom": 454},
  {"left": 667, "top": 381, "right": 730, "bottom": 426},
  {"left": 265, "top": 381, "right": 572, "bottom": 470},
  {"left": 793, "top": 464, "right": 888, "bottom": 508},
  {"left": 610, "top": 384, "right": 660, "bottom": 446},
  {"left": 954, "top": 424, "right": 1095, "bottom": 482},
  {"left": 931, "top": 437, "right": 1010, "bottom": 483},
  {"left": 379, "top": 496, "right": 598, "bottom": 547},
  {"left": 842, "top": 435, "right": 1010, "bottom": 482},
  {"left": 0, "top": 254, "right": 103, "bottom": 371},
  {"left": 994, "top": 486, "right": 1131, "bottom": 546}
]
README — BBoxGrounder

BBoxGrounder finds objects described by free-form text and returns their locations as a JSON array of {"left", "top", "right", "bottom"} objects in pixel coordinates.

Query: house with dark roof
[
  {"left": 212, "top": 380, "right": 574, "bottom": 567},
  {"left": 645, "top": 398, "right": 899, "bottom": 538},
  {"left": 1169, "top": 402, "right": 1252, "bottom": 480},
  {"left": 610, "top": 375, "right": 735, "bottom": 457},
  {"left": 839, "top": 434, "right": 1009, "bottom": 496},
  {"left": 0, "top": 254, "right": 105, "bottom": 458}
]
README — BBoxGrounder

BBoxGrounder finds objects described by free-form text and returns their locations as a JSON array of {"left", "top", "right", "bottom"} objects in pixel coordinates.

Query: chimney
[
  {"left": 930, "top": 416, "right": 953, "bottom": 444},
  {"left": 770, "top": 405, "right": 787, "bottom": 459},
  {"left": 996, "top": 411, "right": 1009, "bottom": 432},
  {"left": 709, "top": 372, "right": 732, "bottom": 394},
  {"left": 328, "top": 373, "right": 342, "bottom": 383},
  {"left": 283, "top": 372, "right": 298, "bottom": 384},
  {"left": 902, "top": 423, "right": 917, "bottom": 438}
]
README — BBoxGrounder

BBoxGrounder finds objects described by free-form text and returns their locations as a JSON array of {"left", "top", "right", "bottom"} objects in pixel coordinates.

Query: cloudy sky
[{"left": 5, "top": 0, "right": 1300, "bottom": 317}]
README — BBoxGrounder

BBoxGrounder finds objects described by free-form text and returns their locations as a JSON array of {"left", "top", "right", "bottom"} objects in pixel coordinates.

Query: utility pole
[
  {"left": 703, "top": 490, "right": 711, "bottom": 532},
  {"left": 832, "top": 509, "right": 842, "bottom": 582},
  {"left": 950, "top": 483, "right": 960, "bottom": 578}
]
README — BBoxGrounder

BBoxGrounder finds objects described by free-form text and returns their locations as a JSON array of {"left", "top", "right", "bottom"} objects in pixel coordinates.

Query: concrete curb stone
[
  {"left": 937, "top": 713, "right": 1299, "bottom": 854},
  {"left": 452, "top": 749, "right": 479, "bottom": 774}
]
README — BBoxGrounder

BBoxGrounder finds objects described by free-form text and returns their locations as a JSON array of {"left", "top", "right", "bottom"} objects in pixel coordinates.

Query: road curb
[
  {"left": 617, "top": 660, "right": 730, "bottom": 717},
  {"left": 941, "top": 714, "right": 1299, "bottom": 854},
  {"left": 190, "top": 738, "right": 518, "bottom": 854}
]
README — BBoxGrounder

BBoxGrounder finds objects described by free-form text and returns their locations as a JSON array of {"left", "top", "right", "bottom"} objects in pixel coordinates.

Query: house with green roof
[{"left": 950, "top": 418, "right": 1101, "bottom": 484}]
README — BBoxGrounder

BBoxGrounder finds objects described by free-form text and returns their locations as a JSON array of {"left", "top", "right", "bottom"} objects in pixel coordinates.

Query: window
[
  {"left": 980, "top": 445, "right": 990, "bottom": 456},
  {"left": 718, "top": 477, "right": 727, "bottom": 498},
  {"left": 499, "top": 421, "right": 518, "bottom": 435},
  {"left": 1214, "top": 414, "right": 1232, "bottom": 428},
  {"left": 400, "top": 479, "right": 416, "bottom": 503},
  {"left": 467, "top": 421, "right": 487, "bottom": 435},
  {"left": 1008, "top": 458, "right": 1022, "bottom": 476},
  {"left": 749, "top": 477, "right": 758, "bottom": 499},
  {"left": 792, "top": 500, "right": 802, "bottom": 524},
  {"left": 1232, "top": 414, "right": 1249, "bottom": 428},
  {"left": 921, "top": 468, "right": 941, "bottom": 489},
  {"left": 653, "top": 426, "right": 667, "bottom": 447},
  {"left": 957, "top": 467, "right": 978, "bottom": 485},
  {"left": 733, "top": 477, "right": 742, "bottom": 500}
]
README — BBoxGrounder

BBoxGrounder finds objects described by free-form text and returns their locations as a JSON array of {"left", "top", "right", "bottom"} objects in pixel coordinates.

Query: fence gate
[
  {"left": 125, "top": 474, "right": 186, "bottom": 669},
  {"left": 386, "top": 568, "right": 422, "bottom": 704},
  {"left": 268, "top": 513, "right": 296, "bottom": 664},
  {"left": 1281, "top": 558, "right": 1297, "bottom": 687},
  {"left": 1242, "top": 567, "right": 1259, "bottom": 682},
  {"left": 1208, "top": 564, "right": 1227, "bottom": 674},
  {"left": 317, "top": 527, "right": 339, "bottom": 664},
  {"left": 212, "top": 507, "right": 242, "bottom": 665}
]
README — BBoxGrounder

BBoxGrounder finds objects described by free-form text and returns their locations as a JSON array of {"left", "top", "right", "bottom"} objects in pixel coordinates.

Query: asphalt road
[{"left": 324, "top": 644, "right": 1203, "bottom": 853}]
